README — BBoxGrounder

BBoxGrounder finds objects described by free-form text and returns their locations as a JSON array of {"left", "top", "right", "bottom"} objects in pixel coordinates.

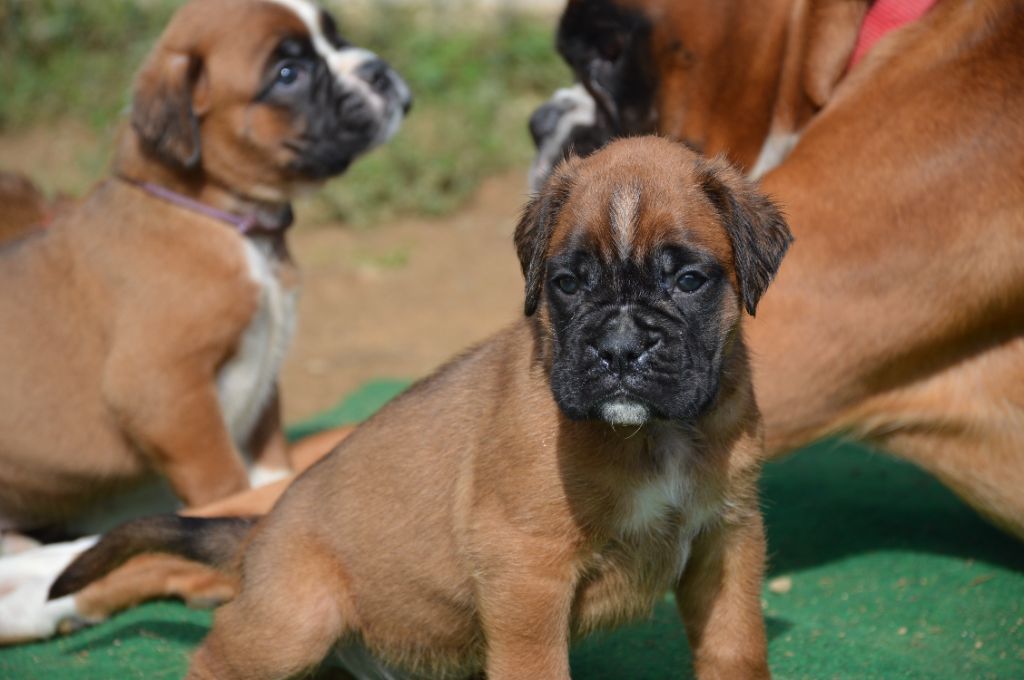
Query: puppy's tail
[{"left": 47, "top": 514, "right": 258, "bottom": 600}]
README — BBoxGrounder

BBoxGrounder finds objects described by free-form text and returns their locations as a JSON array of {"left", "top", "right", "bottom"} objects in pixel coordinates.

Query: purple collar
[{"left": 120, "top": 178, "right": 293, "bottom": 235}]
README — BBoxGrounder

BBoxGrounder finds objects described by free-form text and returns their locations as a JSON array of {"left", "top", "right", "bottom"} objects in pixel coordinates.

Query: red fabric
[{"left": 848, "top": 0, "right": 938, "bottom": 68}]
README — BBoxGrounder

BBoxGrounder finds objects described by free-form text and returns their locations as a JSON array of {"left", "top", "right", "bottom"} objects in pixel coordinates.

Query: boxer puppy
[
  {"left": 0, "top": 0, "right": 410, "bottom": 535},
  {"left": 53, "top": 137, "right": 791, "bottom": 679}
]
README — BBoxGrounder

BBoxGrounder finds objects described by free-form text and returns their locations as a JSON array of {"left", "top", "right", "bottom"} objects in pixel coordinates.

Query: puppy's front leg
[
  {"left": 676, "top": 508, "right": 770, "bottom": 680},
  {"left": 477, "top": 543, "right": 576, "bottom": 680},
  {"left": 103, "top": 351, "right": 249, "bottom": 508}
]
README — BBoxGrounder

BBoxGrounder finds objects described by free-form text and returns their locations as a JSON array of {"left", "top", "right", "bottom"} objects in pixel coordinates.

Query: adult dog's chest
[
  {"left": 216, "top": 237, "right": 298, "bottom": 448},
  {"left": 573, "top": 436, "right": 717, "bottom": 633}
]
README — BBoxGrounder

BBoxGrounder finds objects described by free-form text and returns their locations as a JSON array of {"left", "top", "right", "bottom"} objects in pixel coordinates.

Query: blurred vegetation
[{"left": 0, "top": 0, "right": 569, "bottom": 224}]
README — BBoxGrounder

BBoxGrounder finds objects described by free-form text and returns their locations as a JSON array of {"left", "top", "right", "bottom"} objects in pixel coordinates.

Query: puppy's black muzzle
[
  {"left": 590, "top": 312, "right": 661, "bottom": 379},
  {"left": 357, "top": 58, "right": 413, "bottom": 115}
]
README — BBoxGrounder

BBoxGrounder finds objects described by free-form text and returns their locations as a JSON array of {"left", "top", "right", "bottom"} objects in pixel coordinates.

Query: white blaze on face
[
  {"left": 609, "top": 183, "right": 642, "bottom": 259},
  {"left": 264, "top": 0, "right": 408, "bottom": 144}
]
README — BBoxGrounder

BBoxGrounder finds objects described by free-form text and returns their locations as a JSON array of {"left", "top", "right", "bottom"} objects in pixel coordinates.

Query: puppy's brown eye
[
  {"left": 676, "top": 271, "right": 706, "bottom": 293},
  {"left": 555, "top": 275, "right": 580, "bottom": 295}
]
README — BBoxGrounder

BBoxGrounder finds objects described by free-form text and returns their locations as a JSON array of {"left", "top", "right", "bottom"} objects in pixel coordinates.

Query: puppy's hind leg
[{"left": 187, "top": 543, "right": 354, "bottom": 680}]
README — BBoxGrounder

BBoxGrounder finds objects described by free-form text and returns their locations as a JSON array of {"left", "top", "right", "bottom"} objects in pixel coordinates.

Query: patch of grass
[
  {"left": 0, "top": 1, "right": 568, "bottom": 224},
  {"left": 0, "top": 0, "right": 177, "bottom": 129}
]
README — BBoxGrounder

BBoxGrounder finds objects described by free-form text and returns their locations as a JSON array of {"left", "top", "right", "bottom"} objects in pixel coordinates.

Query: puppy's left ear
[
  {"left": 515, "top": 155, "right": 581, "bottom": 316},
  {"left": 132, "top": 47, "right": 208, "bottom": 169},
  {"left": 698, "top": 157, "right": 793, "bottom": 316}
]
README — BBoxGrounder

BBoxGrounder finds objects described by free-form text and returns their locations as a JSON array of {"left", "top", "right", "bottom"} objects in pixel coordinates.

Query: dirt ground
[{"left": 279, "top": 170, "right": 529, "bottom": 421}]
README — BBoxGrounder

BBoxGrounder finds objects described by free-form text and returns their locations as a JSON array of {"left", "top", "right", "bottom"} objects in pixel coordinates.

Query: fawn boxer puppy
[
  {"left": 54, "top": 137, "right": 790, "bottom": 679},
  {"left": 0, "top": 0, "right": 410, "bottom": 535}
]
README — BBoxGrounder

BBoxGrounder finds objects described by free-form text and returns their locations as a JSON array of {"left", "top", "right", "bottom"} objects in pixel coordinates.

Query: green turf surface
[{"left": 2, "top": 380, "right": 1022, "bottom": 679}]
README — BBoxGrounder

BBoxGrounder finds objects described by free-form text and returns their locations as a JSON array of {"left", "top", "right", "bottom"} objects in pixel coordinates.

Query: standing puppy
[
  {"left": 0, "top": 0, "right": 410, "bottom": 534},
  {"left": 55, "top": 137, "right": 790, "bottom": 680}
]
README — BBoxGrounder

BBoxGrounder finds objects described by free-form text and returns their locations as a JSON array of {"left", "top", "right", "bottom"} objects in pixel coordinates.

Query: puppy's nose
[
  {"left": 356, "top": 59, "right": 413, "bottom": 113},
  {"left": 594, "top": 315, "right": 659, "bottom": 377},
  {"left": 529, "top": 102, "right": 563, "bottom": 148}
]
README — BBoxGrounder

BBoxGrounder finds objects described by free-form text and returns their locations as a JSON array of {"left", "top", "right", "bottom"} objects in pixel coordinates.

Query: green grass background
[
  {"left": 1, "top": 381, "right": 1021, "bottom": 679},
  {"left": 0, "top": 0, "right": 568, "bottom": 224}
]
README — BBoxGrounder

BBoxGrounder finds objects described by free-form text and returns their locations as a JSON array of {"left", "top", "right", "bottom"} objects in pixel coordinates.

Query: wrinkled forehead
[
  {"left": 551, "top": 160, "right": 733, "bottom": 266},
  {"left": 261, "top": 0, "right": 377, "bottom": 76}
]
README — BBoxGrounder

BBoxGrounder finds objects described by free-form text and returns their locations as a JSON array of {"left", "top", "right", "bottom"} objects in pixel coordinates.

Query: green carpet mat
[{"left": 2, "top": 380, "right": 1022, "bottom": 679}]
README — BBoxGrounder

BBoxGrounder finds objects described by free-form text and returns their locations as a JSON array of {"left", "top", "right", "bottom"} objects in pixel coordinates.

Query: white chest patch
[
  {"left": 749, "top": 131, "right": 802, "bottom": 180},
  {"left": 216, "top": 239, "right": 298, "bottom": 450},
  {"left": 619, "top": 448, "right": 698, "bottom": 537},
  {"left": 616, "top": 432, "right": 718, "bottom": 577}
]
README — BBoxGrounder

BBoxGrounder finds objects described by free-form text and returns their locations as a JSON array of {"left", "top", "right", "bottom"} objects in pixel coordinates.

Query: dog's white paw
[{"left": 0, "top": 535, "right": 98, "bottom": 644}]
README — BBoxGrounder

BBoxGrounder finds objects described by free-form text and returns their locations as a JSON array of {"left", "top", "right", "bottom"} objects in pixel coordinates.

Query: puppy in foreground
[{"left": 54, "top": 137, "right": 791, "bottom": 680}]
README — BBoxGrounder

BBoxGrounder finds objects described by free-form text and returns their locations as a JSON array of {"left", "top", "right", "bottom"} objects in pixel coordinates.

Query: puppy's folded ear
[
  {"left": 132, "top": 49, "right": 205, "bottom": 169},
  {"left": 515, "top": 155, "right": 581, "bottom": 316},
  {"left": 698, "top": 157, "right": 793, "bottom": 316}
]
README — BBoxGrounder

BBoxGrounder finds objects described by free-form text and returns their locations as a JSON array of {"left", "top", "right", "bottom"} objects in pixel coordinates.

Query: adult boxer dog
[
  {"left": 532, "top": 0, "right": 1024, "bottom": 539},
  {"left": 0, "top": 0, "right": 408, "bottom": 639},
  {"left": 52, "top": 137, "right": 790, "bottom": 680}
]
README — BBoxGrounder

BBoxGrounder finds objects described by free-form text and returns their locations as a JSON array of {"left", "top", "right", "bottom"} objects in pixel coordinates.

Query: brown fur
[
  {"left": 0, "top": 171, "right": 65, "bottom": 244},
  {"left": 60, "top": 139, "right": 778, "bottom": 679}
]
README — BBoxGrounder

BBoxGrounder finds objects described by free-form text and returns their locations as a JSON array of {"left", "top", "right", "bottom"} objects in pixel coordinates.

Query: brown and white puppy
[
  {"left": 533, "top": 0, "right": 1024, "bottom": 540},
  {"left": 0, "top": 0, "right": 409, "bottom": 535},
  {"left": 52, "top": 137, "right": 791, "bottom": 679},
  {"left": 0, "top": 0, "right": 409, "bottom": 641}
]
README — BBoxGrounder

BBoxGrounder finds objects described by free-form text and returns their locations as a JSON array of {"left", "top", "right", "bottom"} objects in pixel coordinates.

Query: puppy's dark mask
[{"left": 515, "top": 138, "right": 791, "bottom": 426}]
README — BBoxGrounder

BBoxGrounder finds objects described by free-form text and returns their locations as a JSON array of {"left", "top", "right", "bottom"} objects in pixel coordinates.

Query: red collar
[{"left": 848, "top": 0, "right": 938, "bottom": 69}]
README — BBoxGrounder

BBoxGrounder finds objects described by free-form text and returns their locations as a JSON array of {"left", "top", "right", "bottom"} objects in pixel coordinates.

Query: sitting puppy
[
  {"left": 0, "top": 0, "right": 410, "bottom": 536},
  {"left": 54, "top": 137, "right": 790, "bottom": 680}
]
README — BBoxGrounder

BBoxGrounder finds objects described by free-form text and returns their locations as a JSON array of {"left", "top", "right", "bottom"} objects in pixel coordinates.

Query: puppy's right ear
[
  {"left": 515, "top": 156, "right": 580, "bottom": 316},
  {"left": 132, "top": 48, "right": 204, "bottom": 169},
  {"left": 697, "top": 156, "right": 793, "bottom": 316}
]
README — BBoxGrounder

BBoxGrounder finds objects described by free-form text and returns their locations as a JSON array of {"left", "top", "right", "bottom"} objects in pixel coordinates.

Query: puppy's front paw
[{"left": 0, "top": 536, "right": 99, "bottom": 644}]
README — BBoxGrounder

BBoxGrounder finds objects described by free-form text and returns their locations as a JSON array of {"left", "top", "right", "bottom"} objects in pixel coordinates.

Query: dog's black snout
[
  {"left": 357, "top": 58, "right": 392, "bottom": 93},
  {"left": 357, "top": 59, "right": 413, "bottom": 114},
  {"left": 529, "top": 102, "right": 563, "bottom": 148},
  {"left": 594, "top": 314, "right": 659, "bottom": 376}
]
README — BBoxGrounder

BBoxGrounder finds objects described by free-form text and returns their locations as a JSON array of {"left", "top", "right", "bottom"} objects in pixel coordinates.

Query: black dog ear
[
  {"left": 132, "top": 48, "right": 204, "bottom": 169},
  {"left": 515, "top": 155, "right": 581, "bottom": 316},
  {"left": 697, "top": 157, "right": 793, "bottom": 316}
]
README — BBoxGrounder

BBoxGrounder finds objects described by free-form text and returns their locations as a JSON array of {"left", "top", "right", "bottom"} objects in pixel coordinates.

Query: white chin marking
[{"left": 600, "top": 399, "right": 650, "bottom": 426}]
